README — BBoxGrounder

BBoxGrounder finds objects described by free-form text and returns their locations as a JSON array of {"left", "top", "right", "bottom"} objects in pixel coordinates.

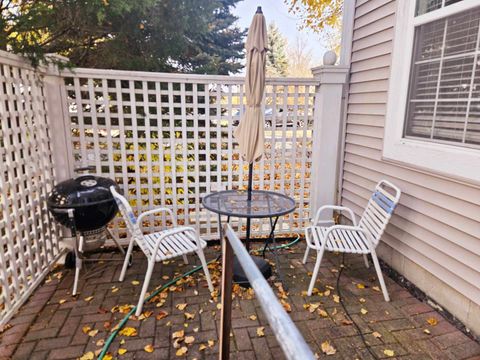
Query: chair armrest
[
  {"left": 137, "top": 207, "right": 177, "bottom": 230},
  {"left": 313, "top": 205, "right": 357, "bottom": 226}
]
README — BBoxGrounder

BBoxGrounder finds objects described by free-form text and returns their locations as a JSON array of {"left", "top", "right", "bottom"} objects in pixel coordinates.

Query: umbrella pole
[{"left": 246, "top": 162, "right": 253, "bottom": 250}]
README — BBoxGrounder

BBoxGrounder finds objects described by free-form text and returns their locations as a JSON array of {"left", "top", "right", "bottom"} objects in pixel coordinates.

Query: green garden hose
[{"left": 98, "top": 234, "right": 301, "bottom": 359}]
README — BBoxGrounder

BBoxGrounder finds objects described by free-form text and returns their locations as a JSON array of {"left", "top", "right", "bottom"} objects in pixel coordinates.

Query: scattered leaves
[
  {"left": 88, "top": 329, "right": 98, "bottom": 337},
  {"left": 383, "top": 349, "right": 395, "bottom": 357},
  {"left": 426, "top": 317, "right": 438, "bottom": 326},
  {"left": 372, "top": 331, "right": 382, "bottom": 338},
  {"left": 208, "top": 340, "right": 215, "bottom": 347},
  {"left": 184, "top": 312, "right": 195, "bottom": 320},
  {"left": 118, "top": 348, "right": 127, "bottom": 355},
  {"left": 360, "top": 308, "right": 368, "bottom": 315},
  {"left": 119, "top": 327, "right": 138, "bottom": 337},
  {"left": 318, "top": 309, "right": 328, "bottom": 318},
  {"left": 176, "top": 303, "right": 188, "bottom": 311},
  {"left": 321, "top": 340, "right": 336, "bottom": 355},
  {"left": 144, "top": 344, "right": 154, "bottom": 353},
  {"left": 249, "top": 315, "right": 257, "bottom": 321},
  {"left": 156, "top": 311, "right": 169, "bottom": 320},
  {"left": 256, "top": 327, "right": 265, "bottom": 337},
  {"left": 185, "top": 336, "right": 195, "bottom": 344},
  {"left": 96, "top": 339, "right": 105, "bottom": 346},
  {"left": 84, "top": 296, "right": 94, "bottom": 302},
  {"left": 173, "top": 330, "right": 185, "bottom": 339},
  {"left": 176, "top": 346, "right": 188, "bottom": 356},
  {"left": 59, "top": 299, "right": 67, "bottom": 304},
  {"left": 372, "top": 286, "right": 380, "bottom": 292},
  {"left": 424, "top": 329, "right": 431, "bottom": 335},
  {"left": 131, "top": 280, "right": 140, "bottom": 286},
  {"left": 356, "top": 283, "right": 365, "bottom": 289},
  {"left": 333, "top": 295, "right": 340, "bottom": 303},
  {"left": 199, "top": 344, "right": 207, "bottom": 351},
  {"left": 79, "top": 352, "right": 94, "bottom": 360}
]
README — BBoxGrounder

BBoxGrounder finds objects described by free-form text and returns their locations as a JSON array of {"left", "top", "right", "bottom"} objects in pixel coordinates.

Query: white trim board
[{"left": 383, "top": 0, "right": 480, "bottom": 185}]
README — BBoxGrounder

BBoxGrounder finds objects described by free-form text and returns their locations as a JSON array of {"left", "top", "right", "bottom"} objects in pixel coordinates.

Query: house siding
[{"left": 342, "top": 0, "right": 480, "bottom": 333}]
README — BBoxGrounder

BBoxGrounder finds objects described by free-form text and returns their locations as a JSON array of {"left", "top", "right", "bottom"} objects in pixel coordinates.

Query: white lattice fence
[
  {"left": 0, "top": 51, "right": 60, "bottom": 324},
  {"left": 62, "top": 68, "right": 316, "bottom": 241}
]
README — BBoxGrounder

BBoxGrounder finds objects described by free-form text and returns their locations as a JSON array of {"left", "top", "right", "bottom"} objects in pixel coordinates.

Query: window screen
[{"left": 404, "top": 5, "right": 480, "bottom": 147}]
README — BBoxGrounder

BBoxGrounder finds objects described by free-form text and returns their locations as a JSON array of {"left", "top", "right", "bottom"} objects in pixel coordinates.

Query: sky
[{"left": 232, "top": 0, "right": 329, "bottom": 66}]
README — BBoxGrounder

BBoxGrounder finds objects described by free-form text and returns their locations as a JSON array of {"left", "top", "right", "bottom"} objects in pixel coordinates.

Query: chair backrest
[
  {"left": 110, "top": 186, "right": 146, "bottom": 251},
  {"left": 358, "top": 180, "right": 401, "bottom": 247}
]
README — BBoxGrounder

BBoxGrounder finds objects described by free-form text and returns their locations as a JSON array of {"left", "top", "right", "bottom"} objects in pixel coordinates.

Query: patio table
[{"left": 202, "top": 189, "right": 296, "bottom": 287}]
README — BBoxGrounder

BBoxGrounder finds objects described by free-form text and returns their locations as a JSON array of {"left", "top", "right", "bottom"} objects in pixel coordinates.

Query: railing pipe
[{"left": 220, "top": 224, "right": 315, "bottom": 360}]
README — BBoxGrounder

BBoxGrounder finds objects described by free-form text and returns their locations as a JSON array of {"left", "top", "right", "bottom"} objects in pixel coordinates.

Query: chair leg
[
  {"left": 307, "top": 248, "right": 325, "bottom": 296},
  {"left": 182, "top": 254, "right": 189, "bottom": 264},
  {"left": 135, "top": 259, "right": 155, "bottom": 317},
  {"left": 363, "top": 254, "right": 370, "bottom": 268},
  {"left": 119, "top": 239, "right": 135, "bottom": 282},
  {"left": 196, "top": 247, "right": 214, "bottom": 292},
  {"left": 302, "top": 246, "right": 310, "bottom": 264},
  {"left": 370, "top": 250, "right": 390, "bottom": 302}
]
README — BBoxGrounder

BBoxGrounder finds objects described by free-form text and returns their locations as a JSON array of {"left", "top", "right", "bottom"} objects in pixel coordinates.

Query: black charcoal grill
[{"left": 47, "top": 166, "right": 125, "bottom": 295}]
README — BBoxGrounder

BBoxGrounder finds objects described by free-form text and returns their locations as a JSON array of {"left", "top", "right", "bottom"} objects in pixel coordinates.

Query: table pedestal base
[{"left": 233, "top": 255, "right": 272, "bottom": 287}]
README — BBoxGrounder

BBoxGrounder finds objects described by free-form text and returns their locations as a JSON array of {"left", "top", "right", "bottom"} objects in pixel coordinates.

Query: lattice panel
[
  {"left": 63, "top": 71, "right": 316, "bottom": 241},
  {"left": 0, "top": 56, "right": 59, "bottom": 323}
]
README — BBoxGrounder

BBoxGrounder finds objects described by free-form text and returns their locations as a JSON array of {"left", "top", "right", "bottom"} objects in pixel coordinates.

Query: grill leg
[{"left": 73, "top": 256, "right": 82, "bottom": 296}]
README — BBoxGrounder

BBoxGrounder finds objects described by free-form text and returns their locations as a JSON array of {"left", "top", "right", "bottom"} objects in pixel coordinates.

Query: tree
[
  {"left": 287, "top": 36, "right": 313, "bottom": 77},
  {"left": 266, "top": 22, "right": 289, "bottom": 77},
  {"left": 0, "top": 0, "right": 245, "bottom": 74},
  {"left": 284, "top": 0, "right": 342, "bottom": 55}
]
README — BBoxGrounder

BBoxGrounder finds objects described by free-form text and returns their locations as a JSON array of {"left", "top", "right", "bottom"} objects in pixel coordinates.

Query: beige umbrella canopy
[{"left": 234, "top": 6, "right": 268, "bottom": 164}]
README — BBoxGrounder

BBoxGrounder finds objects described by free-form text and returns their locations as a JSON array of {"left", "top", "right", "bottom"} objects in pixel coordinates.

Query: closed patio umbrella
[{"left": 234, "top": 6, "right": 267, "bottom": 191}]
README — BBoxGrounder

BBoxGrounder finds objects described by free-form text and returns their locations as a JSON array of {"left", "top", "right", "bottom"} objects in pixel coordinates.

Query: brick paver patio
[{"left": 1, "top": 241, "right": 479, "bottom": 360}]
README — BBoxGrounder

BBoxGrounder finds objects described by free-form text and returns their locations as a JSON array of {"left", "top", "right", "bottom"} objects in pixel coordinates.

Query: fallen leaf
[
  {"left": 249, "top": 315, "right": 257, "bottom": 321},
  {"left": 79, "top": 352, "right": 95, "bottom": 360},
  {"left": 84, "top": 296, "right": 94, "bottom": 302},
  {"left": 426, "top": 317, "right": 438, "bottom": 326},
  {"left": 318, "top": 309, "right": 328, "bottom": 318},
  {"left": 176, "top": 303, "right": 188, "bottom": 311},
  {"left": 82, "top": 325, "right": 91, "bottom": 334},
  {"left": 193, "top": 327, "right": 199, "bottom": 333},
  {"left": 342, "top": 319, "right": 353, "bottom": 325},
  {"left": 324, "top": 289, "right": 331, "bottom": 297},
  {"left": 383, "top": 349, "right": 395, "bottom": 357},
  {"left": 118, "top": 348, "right": 127, "bottom": 355},
  {"left": 173, "top": 330, "right": 185, "bottom": 339},
  {"left": 321, "top": 340, "right": 336, "bottom": 355},
  {"left": 360, "top": 308, "right": 368, "bottom": 315},
  {"left": 372, "top": 286, "right": 380, "bottom": 292},
  {"left": 176, "top": 346, "right": 188, "bottom": 356},
  {"left": 185, "top": 336, "right": 195, "bottom": 344},
  {"left": 111, "top": 287, "right": 119, "bottom": 293},
  {"left": 216, "top": 303, "right": 222, "bottom": 310},
  {"left": 372, "top": 331, "right": 382, "bottom": 338},
  {"left": 156, "top": 311, "right": 169, "bottom": 320},
  {"left": 184, "top": 312, "right": 195, "bottom": 320},
  {"left": 208, "top": 339, "right": 215, "bottom": 347},
  {"left": 356, "top": 283, "right": 365, "bottom": 289},
  {"left": 88, "top": 329, "right": 98, "bottom": 337},
  {"left": 333, "top": 295, "right": 340, "bottom": 303},
  {"left": 119, "top": 327, "right": 138, "bottom": 337},
  {"left": 96, "top": 339, "right": 105, "bottom": 346},
  {"left": 256, "top": 327, "right": 265, "bottom": 337},
  {"left": 131, "top": 280, "right": 140, "bottom": 286},
  {"left": 144, "top": 344, "right": 154, "bottom": 353},
  {"left": 199, "top": 344, "right": 207, "bottom": 351},
  {"left": 59, "top": 299, "right": 66, "bottom": 304},
  {"left": 138, "top": 311, "right": 153, "bottom": 320},
  {"left": 424, "top": 329, "right": 431, "bottom": 335},
  {"left": 359, "top": 298, "right": 366, "bottom": 303},
  {"left": 103, "top": 321, "right": 111, "bottom": 330},
  {"left": 103, "top": 355, "right": 113, "bottom": 360}
]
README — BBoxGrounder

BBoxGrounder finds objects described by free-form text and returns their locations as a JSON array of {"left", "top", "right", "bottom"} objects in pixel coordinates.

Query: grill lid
[{"left": 47, "top": 175, "right": 117, "bottom": 208}]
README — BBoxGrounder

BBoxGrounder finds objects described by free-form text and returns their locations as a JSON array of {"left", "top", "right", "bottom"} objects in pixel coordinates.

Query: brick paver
[{"left": 0, "top": 242, "right": 479, "bottom": 359}]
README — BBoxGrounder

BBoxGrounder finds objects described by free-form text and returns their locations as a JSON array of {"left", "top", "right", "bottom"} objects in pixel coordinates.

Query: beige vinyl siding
[{"left": 342, "top": 0, "right": 480, "bottom": 318}]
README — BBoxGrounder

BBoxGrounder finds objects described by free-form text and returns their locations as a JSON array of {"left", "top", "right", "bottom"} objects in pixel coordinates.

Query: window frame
[{"left": 384, "top": 0, "right": 480, "bottom": 185}]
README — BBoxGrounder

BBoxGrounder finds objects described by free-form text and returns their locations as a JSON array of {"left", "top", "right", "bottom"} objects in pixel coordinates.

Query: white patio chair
[
  {"left": 110, "top": 186, "right": 214, "bottom": 316},
  {"left": 303, "top": 180, "right": 401, "bottom": 301}
]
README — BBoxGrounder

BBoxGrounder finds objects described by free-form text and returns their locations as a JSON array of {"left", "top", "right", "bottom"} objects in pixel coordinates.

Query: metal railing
[{"left": 219, "top": 224, "right": 315, "bottom": 360}]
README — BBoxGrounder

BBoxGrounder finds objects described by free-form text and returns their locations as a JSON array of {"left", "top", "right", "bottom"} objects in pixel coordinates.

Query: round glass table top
[{"left": 202, "top": 190, "right": 296, "bottom": 218}]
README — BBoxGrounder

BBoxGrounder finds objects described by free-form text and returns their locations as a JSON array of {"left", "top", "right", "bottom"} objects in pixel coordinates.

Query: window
[
  {"left": 384, "top": 0, "right": 480, "bottom": 184},
  {"left": 405, "top": 3, "right": 480, "bottom": 147}
]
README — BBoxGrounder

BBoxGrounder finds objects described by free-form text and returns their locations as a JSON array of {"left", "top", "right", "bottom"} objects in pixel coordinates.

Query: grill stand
[{"left": 64, "top": 209, "right": 126, "bottom": 295}]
